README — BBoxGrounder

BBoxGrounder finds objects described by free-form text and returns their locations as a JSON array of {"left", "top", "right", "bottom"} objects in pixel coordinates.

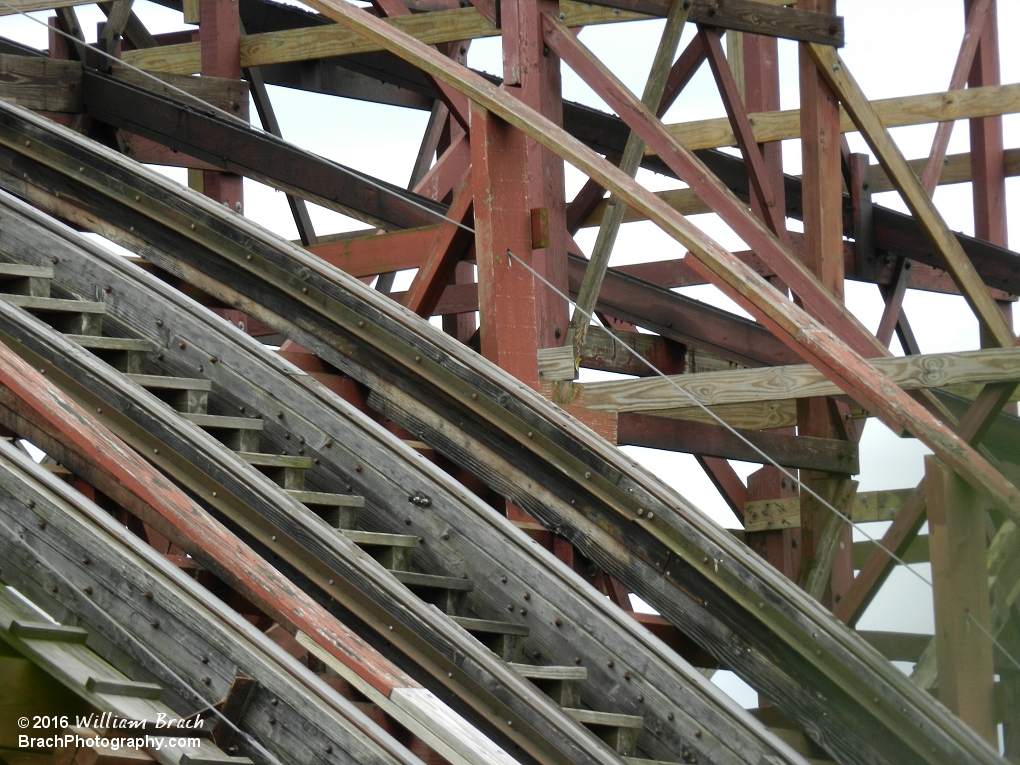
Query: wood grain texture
[
  {"left": 0, "top": 192, "right": 791, "bottom": 765},
  {"left": 807, "top": 43, "right": 1014, "bottom": 347},
  {"left": 581, "top": 0, "right": 843, "bottom": 45},
  {"left": 0, "top": 0, "right": 91, "bottom": 15},
  {"left": 0, "top": 55, "right": 81, "bottom": 113},
  {"left": 581, "top": 345, "right": 1020, "bottom": 412},
  {"left": 0, "top": 448, "right": 422, "bottom": 765},
  {"left": 657, "top": 81, "right": 1020, "bottom": 152},
  {"left": 0, "top": 94, "right": 1006, "bottom": 765},
  {"left": 743, "top": 489, "right": 914, "bottom": 533},
  {"left": 926, "top": 456, "right": 997, "bottom": 745},
  {"left": 121, "top": 1, "right": 646, "bottom": 74}
]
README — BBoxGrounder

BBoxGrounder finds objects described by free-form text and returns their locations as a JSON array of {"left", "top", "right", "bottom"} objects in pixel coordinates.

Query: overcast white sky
[{"left": 1, "top": 0, "right": 1016, "bottom": 710}]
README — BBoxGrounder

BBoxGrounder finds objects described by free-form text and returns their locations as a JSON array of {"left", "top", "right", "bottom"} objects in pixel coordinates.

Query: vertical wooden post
[
  {"left": 796, "top": 0, "right": 852, "bottom": 606},
  {"left": 470, "top": 102, "right": 539, "bottom": 388},
  {"left": 739, "top": 29, "right": 802, "bottom": 584},
  {"left": 966, "top": 0, "right": 1013, "bottom": 397},
  {"left": 199, "top": 0, "right": 244, "bottom": 212},
  {"left": 967, "top": 0, "right": 1006, "bottom": 250},
  {"left": 797, "top": 0, "right": 844, "bottom": 299},
  {"left": 925, "top": 455, "right": 997, "bottom": 746},
  {"left": 500, "top": 0, "right": 569, "bottom": 350},
  {"left": 1005, "top": 670, "right": 1020, "bottom": 762},
  {"left": 745, "top": 468, "right": 801, "bottom": 582}
]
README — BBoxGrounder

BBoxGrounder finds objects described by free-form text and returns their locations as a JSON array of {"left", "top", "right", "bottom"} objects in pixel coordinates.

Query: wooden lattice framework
[{"left": 0, "top": 0, "right": 1015, "bottom": 763}]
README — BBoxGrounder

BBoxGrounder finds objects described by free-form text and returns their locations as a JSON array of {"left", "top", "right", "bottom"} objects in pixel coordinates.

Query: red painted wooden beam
[{"left": 0, "top": 337, "right": 415, "bottom": 697}]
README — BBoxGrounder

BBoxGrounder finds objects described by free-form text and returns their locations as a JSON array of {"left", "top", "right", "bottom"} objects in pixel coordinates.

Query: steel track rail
[
  {"left": 0, "top": 101, "right": 1004, "bottom": 765},
  {"left": 0, "top": 189, "right": 802, "bottom": 765}
]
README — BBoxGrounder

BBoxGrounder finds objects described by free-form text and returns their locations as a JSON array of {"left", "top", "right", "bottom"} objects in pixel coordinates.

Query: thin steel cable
[
  {"left": 966, "top": 611, "right": 1020, "bottom": 673},
  {"left": 4, "top": 0, "right": 1019, "bottom": 675},
  {"left": 504, "top": 246, "right": 934, "bottom": 584},
  {"left": 512, "top": 243, "right": 1020, "bottom": 679}
]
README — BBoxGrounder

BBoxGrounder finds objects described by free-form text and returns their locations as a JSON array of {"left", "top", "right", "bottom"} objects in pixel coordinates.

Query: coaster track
[{"left": 0, "top": 96, "right": 1005, "bottom": 765}]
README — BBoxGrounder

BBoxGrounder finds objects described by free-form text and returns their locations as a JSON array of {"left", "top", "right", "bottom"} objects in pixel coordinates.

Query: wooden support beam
[
  {"left": 242, "top": 19, "right": 317, "bottom": 246},
  {"left": 583, "top": 0, "right": 844, "bottom": 45},
  {"left": 0, "top": 54, "right": 82, "bottom": 113},
  {"left": 543, "top": 11, "right": 887, "bottom": 361},
  {"left": 743, "top": 489, "right": 914, "bottom": 533},
  {"left": 402, "top": 178, "right": 473, "bottom": 316},
  {"left": 853, "top": 536, "right": 929, "bottom": 569},
  {"left": 210, "top": 675, "right": 258, "bottom": 747},
  {"left": 617, "top": 413, "right": 859, "bottom": 473},
  {"left": 579, "top": 147, "right": 1020, "bottom": 230},
  {"left": 96, "top": 0, "right": 134, "bottom": 63},
  {"left": 796, "top": 0, "right": 849, "bottom": 608},
  {"left": 471, "top": 102, "right": 539, "bottom": 387},
  {"left": 0, "top": 0, "right": 92, "bottom": 14},
  {"left": 806, "top": 42, "right": 1014, "bottom": 348},
  {"left": 82, "top": 70, "right": 444, "bottom": 230},
  {"left": 967, "top": 0, "right": 1008, "bottom": 251},
  {"left": 307, "top": 226, "right": 439, "bottom": 276},
  {"left": 653, "top": 80, "right": 1020, "bottom": 153},
  {"left": 199, "top": 0, "right": 244, "bottom": 212},
  {"left": 918, "top": 0, "right": 991, "bottom": 197},
  {"left": 700, "top": 24, "right": 790, "bottom": 246},
  {"left": 553, "top": 326, "right": 689, "bottom": 376},
  {"left": 121, "top": 2, "right": 649, "bottom": 74},
  {"left": 579, "top": 345, "right": 1020, "bottom": 413},
  {"left": 926, "top": 456, "right": 998, "bottom": 746},
  {"left": 501, "top": 0, "right": 570, "bottom": 353},
  {"left": 563, "top": 32, "right": 706, "bottom": 235},
  {"left": 566, "top": 254, "right": 804, "bottom": 368},
  {"left": 801, "top": 479, "right": 856, "bottom": 601},
  {"left": 567, "top": 0, "right": 689, "bottom": 360},
  {"left": 697, "top": 455, "right": 748, "bottom": 520}
]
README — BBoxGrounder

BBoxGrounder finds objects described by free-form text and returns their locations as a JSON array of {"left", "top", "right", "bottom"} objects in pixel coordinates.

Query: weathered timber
[
  {"left": 309, "top": 226, "right": 439, "bottom": 277},
  {"left": 81, "top": 69, "right": 444, "bottom": 230},
  {"left": 566, "top": 254, "right": 802, "bottom": 368},
  {"left": 121, "top": 1, "right": 648, "bottom": 74},
  {"left": 0, "top": 314, "right": 458, "bottom": 710},
  {"left": 853, "top": 536, "right": 929, "bottom": 569},
  {"left": 0, "top": 443, "right": 427, "bottom": 765},
  {"left": 0, "top": 96, "right": 1005, "bottom": 765},
  {"left": 0, "top": 0, "right": 92, "bottom": 15},
  {"left": 580, "top": 149, "right": 1020, "bottom": 226},
  {"left": 580, "top": 0, "right": 843, "bottom": 45},
  {"left": 563, "top": 102, "right": 1020, "bottom": 300},
  {"left": 744, "top": 489, "right": 916, "bottom": 533},
  {"left": 0, "top": 191, "right": 801, "bottom": 765},
  {"left": 567, "top": 0, "right": 689, "bottom": 360},
  {"left": 656, "top": 81, "right": 1020, "bottom": 153},
  {"left": 0, "top": 55, "right": 82, "bottom": 113},
  {"left": 617, "top": 413, "right": 859, "bottom": 474},
  {"left": 806, "top": 43, "right": 1014, "bottom": 347},
  {"left": 581, "top": 346, "right": 1020, "bottom": 413},
  {"left": 926, "top": 457, "right": 997, "bottom": 745},
  {"left": 0, "top": 589, "right": 251, "bottom": 765}
]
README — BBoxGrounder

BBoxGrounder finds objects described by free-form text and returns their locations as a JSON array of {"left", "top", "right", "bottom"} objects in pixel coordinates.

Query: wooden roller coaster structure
[{"left": 0, "top": 1, "right": 1015, "bottom": 764}]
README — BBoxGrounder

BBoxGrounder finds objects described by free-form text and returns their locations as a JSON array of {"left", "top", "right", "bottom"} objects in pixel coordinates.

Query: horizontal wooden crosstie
[
  {"left": 121, "top": 1, "right": 648, "bottom": 74},
  {"left": 579, "top": 345, "right": 1020, "bottom": 413},
  {"left": 581, "top": 148, "right": 1020, "bottom": 227},
  {"left": 656, "top": 81, "right": 1020, "bottom": 153},
  {"left": 0, "top": 0, "right": 1015, "bottom": 757},
  {"left": 744, "top": 489, "right": 915, "bottom": 533}
]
